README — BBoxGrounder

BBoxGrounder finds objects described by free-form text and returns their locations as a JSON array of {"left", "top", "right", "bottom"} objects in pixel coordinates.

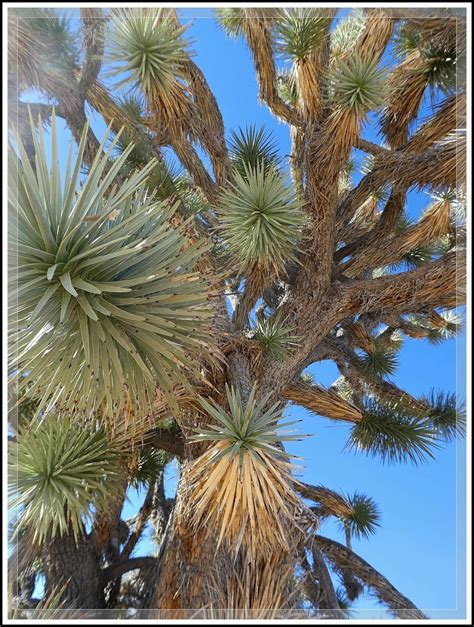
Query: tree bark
[{"left": 43, "top": 530, "right": 104, "bottom": 609}]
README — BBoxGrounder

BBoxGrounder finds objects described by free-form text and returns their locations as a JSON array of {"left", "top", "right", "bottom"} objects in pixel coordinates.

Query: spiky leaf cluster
[
  {"left": 9, "top": 114, "right": 212, "bottom": 418},
  {"left": 9, "top": 7, "right": 78, "bottom": 93},
  {"left": 188, "top": 385, "right": 309, "bottom": 555},
  {"left": 228, "top": 125, "right": 280, "bottom": 177},
  {"left": 360, "top": 333, "right": 401, "bottom": 377},
  {"left": 329, "top": 9, "right": 365, "bottom": 58},
  {"left": 277, "top": 70, "right": 298, "bottom": 106},
  {"left": 329, "top": 54, "right": 386, "bottom": 116},
  {"left": 106, "top": 8, "right": 189, "bottom": 96},
  {"left": 216, "top": 163, "right": 304, "bottom": 275},
  {"left": 421, "top": 44, "right": 458, "bottom": 94},
  {"left": 274, "top": 8, "right": 330, "bottom": 61},
  {"left": 340, "top": 492, "right": 381, "bottom": 539},
  {"left": 215, "top": 7, "right": 245, "bottom": 38},
  {"left": 9, "top": 415, "right": 121, "bottom": 543},
  {"left": 405, "top": 310, "right": 463, "bottom": 345},
  {"left": 432, "top": 187, "right": 466, "bottom": 227},
  {"left": 419, "top": 390, "right": 465, "bottom": 441},
  {"left": 336, "top": 587, "right": 354, "bottom": 618},
  {"left": 398, "top": 243, "right": 436, "bottom": 270},
  {"left": 129, "top": 447, "right": 172, "bottom": 488},
  {"left": 252, "top": 313, "right": 299, "bottom": 360},
  {"left": 113, "top": 110, "right": 182, "bottom": 201},
  {"left": 301, "top": 371, "right": 315, "bottom": 385},
  {"left": 346, "top": 398, "right": 440, "bottom": 465},
  {"left": 191, "top": 384, "right": 304, "bottom": 471},
  {"left": 394, "top": 23, "right": 457, "bottom": 93}
]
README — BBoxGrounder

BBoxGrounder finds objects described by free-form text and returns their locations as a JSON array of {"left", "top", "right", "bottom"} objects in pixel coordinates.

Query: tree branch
[
  {"left": 120, "top": 482, "right": 155, "bottom": 561},
  {"left": 242, "top": 11, "right": 300, "bottom": 126},
  {"left": 309, "top": 543, "right": 346, "bottom": 617},
  {"left": 355, "top": 138, "right": 390, "bottom": 157},
  {"left": 298, "top": 483, "right": 352, "bottom": 518},
  {"left": 324, "top": 336, "right": 428, "bottom": 411},
  {"left": 342, "top": 251, "right": 465, "bottom": 317},
  {"left": 78, "top": 9, "right": 107, "bottom": 96},
  {"left": 101, "top": 557, "right": 157, "bottom": 584},
  {"left": 336, "top": 138, "right": 463, "bottom": 230},
  {"left": 404, "top": 93, "right": 465, "bottom": 154},
  {"left": 315, "top": 535, "right": 427, "bottom": 619},
  {"left": 283, "top": 380, "right": 363, "bottom": 423},
  {"left": 143, "top": 426, "right": 185, "bottom": 458},
  {"left": 171, "top": 135, "right": 218, "bottom": 204}
]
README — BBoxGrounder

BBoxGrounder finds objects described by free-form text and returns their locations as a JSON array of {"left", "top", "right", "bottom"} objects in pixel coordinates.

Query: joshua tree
[{"left": 8, "top": 6, "right": 466, "bottom": 620}]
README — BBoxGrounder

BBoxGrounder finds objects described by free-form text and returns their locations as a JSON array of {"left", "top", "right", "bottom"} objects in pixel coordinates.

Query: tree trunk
[
  {"left": 146, "top": 472, "right": 300, "bottom": 618},
  {"left": 144, "top": 462, "right": 232, "bottom": 619},
  {"left": 145, "top": 350, "right": 303, "bottom": 618},
  {"left": 43, "top": 530, "right": 104, "bottom": 609}
]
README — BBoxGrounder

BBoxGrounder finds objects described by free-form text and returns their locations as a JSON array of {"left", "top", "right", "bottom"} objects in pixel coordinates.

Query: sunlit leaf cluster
[{"left": 9, "top": 114, "right": 212, "bottom": 418}]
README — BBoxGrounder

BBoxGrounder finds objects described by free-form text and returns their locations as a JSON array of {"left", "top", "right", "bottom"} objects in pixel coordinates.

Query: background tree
[{"left": 8, "top": 6, "right": 466, "bottom": 619}]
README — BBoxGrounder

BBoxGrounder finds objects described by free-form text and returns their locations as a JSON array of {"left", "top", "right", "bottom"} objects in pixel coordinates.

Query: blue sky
[{"left": 19, "top": 7, "right": 466, "bottom": 619}]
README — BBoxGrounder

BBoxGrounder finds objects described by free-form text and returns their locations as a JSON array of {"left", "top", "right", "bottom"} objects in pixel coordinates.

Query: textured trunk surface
[
  {"left": 43, "top": 531, "right": 104, "bottom": 609},
  {"left": 145, "top": 350, "right": 301, "bottom": 617},
  {"left": 146, "top": 474, "right": 299, "bottom": 619},
  {"left": 147, "top": 468, "right": 228, "bottom": 617}
]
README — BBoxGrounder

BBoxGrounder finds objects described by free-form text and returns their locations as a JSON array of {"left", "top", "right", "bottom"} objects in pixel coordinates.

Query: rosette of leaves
[
  {"left": 329, "top": 8, "right": 366, "bottom": 59},
  {"left": 8, "top": 7, "right": 78, "bottom": 94},
  {"left": 215, "top": 163, "right": 304, "bottom": 276},
  {"left": 228, "top": 125, "right": 280, "bottom": 177},
  {"left": 9, "top": 414, "right": 121, "bottom": 544},
  {"left": 106, "top": 7, "right": 189, "bottom": 97},
  {"left": 277, "top": 70, "right": 298, "bottom": 106},
  {"left": 394, "top": 23, "right": 458, "bottom": 94},
  {"left": 252, "top": 313, "right": 299, "bottom": 360},
  {"left": 129, "top": 447, "right": 172, "bottom": 488},
  {"left": 187, "top": 384, "right": 310, "bottom": 556},
  {"left": 346, "top": 397, "right": 441, "bottom": 465},
  {"left": 360, "top": 333, "right": 401, "bottom": 377},
  {"left": 215, "top": 7, "right": 245, "bottom": 38},
  {"left": 329, "top": 53, "right": 386, "bottom": 116},
  {"left": 274, "top": 8, "right": 330, "bottom": 61},
  {"left": 419, "top": 390, "right": 465, "bottom": 441},
  {"left": 405, "top": 310, "right": 463, "bottom": 346},
  {"left": 9, "top": 113, "right": 212, "bottom": 418},
  {"left": 338, "top": 492, "right": 381, "bottom": 540}
]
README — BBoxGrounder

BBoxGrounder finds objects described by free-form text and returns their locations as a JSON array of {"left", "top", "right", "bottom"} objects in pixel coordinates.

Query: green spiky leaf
[
  {"left": 419, "top": 389, "right": 466, "bottom": 441},
  {"left": 9, "top": 415, "right": 121, "bottom": 544},
  {"left": 9, "top": 112, "right": 212, "bottom": 418},
  {"left": 252, "top": 313, "right": 299, "bottom": 360},
  {"left": 106, "top": 8, "right": 189, "bottom": 96},
  {"left": 229, "top": 125, "right": 280, "bottom": 177},
  {"left": 216, "top": 163, "right": 304, "bottom": 274},
  {"left": 340, "top": 492, "right": 381, "bottom": 539},
  {"left": 336, "top": 587, "right": 354, "bottom": 618},
  {"left": 191, "top": 384, "right": 307, "bottom": 466},
  {"left": 329, "top": 54, "right": 386, "bottom": 115},
  {"left": 129, "top": 446, "right": 172, "bottom": 488},
  {"left": 346, "top": 398, "right": 440, "bottom": 465},
  {"left": 405, "top": 310, "right": 463, "bottom": 345},
  {"left": 9, "top": 7, "right": 78, "bottom": 92},
  {"left": 330, "top": 9, "right": 365, "bottom": 58},
  {"left": 301, "top": 371, "right": 315, "bottom": 385},
  {"left": 360, "top": 334, "right": 400, "bottom": 377},
  {"left": 277, "top": 70, "right": 298, "bottom": 106},
  {"left": 274, "top": 8, "right": 330, "bottom": 61},
  {"left": 215, "top": 7, "right": 245, "bottom": 38}
]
